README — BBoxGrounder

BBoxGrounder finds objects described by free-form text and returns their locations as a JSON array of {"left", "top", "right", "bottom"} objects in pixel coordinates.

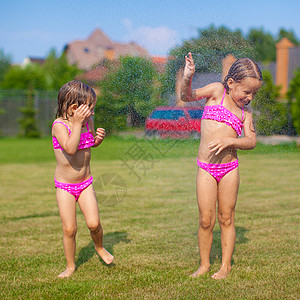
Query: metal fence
[
  {"left": 0, "top": 90, "right": 58, "bottom": 136},
  {"left": 289, "top": 46, "right": 300, "bottom": 83}
]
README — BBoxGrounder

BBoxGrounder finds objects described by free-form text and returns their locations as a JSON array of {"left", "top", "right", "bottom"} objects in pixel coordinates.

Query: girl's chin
[{"left": 239, "top": 100, "right": 250, "bottom": 107}]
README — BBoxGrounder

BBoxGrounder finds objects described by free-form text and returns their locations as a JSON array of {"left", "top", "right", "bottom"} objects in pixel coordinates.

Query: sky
[{"left": 1, "top": 0, "right": 300, "bottom": 64}]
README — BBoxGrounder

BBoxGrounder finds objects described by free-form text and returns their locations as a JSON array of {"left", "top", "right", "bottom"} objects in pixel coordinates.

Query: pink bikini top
[
  {"left": 52, "top": 121, "right": 95, "bottom": 150},
  {"left": 201, "top": 89, "right": 244, "bottom": 136}
]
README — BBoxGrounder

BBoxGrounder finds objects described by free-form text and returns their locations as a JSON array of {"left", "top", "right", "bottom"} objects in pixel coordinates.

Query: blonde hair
[{"left": 56, "top": 80, "right": 96, "bottom": 118}]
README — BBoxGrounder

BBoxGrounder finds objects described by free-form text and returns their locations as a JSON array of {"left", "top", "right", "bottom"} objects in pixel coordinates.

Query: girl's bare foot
[
  {"left": 190, "top": 265, "right": 210, "bottom": 278},
  {"left": 211, "top": 264, "right": 231, "bottom": 280},
  {"left": 58, "top": 267, "right": 75, "bottom": 278},
  {"left": 95, "top": 247, "right": 114, "bottom": 264}
]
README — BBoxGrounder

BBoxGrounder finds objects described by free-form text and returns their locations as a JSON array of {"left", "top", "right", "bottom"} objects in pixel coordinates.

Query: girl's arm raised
[{"left": 180, "top": 52, "right": 221, "bottom": 102}]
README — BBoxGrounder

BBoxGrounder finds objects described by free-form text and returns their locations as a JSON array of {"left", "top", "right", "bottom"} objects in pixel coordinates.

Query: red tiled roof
[
  {"left": 77, "top": 61, "right": 120, "bottom": 83},
  {"left": 79, "top": 55, "right": 169, "bottom": 83},
  {"left": 151, "top": 56, "right": 168, "bottom": 73},
  {"left": 77, "top": 65, "right": 108, "bottom": 82},
  {"left": 152, "top": 56, "right": 167, "bottom": 64}
]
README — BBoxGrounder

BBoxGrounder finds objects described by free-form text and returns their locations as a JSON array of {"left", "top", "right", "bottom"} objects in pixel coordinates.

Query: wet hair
[
  {"left": 223, "top": 58, "right": 263, "bottom": 92},
  {"left": 55, "top": 80, "right": 96, "bottom": 119}
]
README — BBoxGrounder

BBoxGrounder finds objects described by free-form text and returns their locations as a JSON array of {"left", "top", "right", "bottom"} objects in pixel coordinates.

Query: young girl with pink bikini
[
  {"left": 52, "top": 80, "right": 114, "bottom": 278},
  {"left": 181, "top": 53, "right": 262, "bottom": 279}
]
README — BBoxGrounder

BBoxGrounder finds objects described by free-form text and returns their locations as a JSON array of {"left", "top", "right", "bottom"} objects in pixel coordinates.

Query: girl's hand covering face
[{"left": 74, "top": 104, "right": 92, "bottom": 123}]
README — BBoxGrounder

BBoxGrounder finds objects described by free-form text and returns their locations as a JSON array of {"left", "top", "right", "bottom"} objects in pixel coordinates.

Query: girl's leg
[
  {"left": 191, "top": 168, "right": 218, "bottom": 277},
  {"left": 212, "top": 167, "right": 239, "bottom": 280},
  {"left": 56, "top": 189, "right": 77, "bottom": 278},
  {"left": 78, "top": 184, "right": 114, "bottom": 264}
]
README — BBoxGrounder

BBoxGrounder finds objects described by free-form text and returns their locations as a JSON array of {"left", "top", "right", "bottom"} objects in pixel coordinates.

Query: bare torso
[
  {"left": 52, "top": 118, "right": 93, "bottom": 183},
  {"left": 53, "top": 148, "right": 91, "bottom": 183},
  {"left": 198, "top": 85, "right": 244, "bottom": 164},
  {"left": 198, "top": 119, "right": 238, "bottom": 164}
]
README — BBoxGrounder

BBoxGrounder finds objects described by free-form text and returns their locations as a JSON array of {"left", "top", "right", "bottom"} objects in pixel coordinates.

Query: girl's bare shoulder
[
  {"left": 52, "top": 118, "right": 70, "bottom": 135},
  {"left": 52, "top": 117, "right": 66, "bottom": 124},
  {"left": 212, "top": 82, "right": 225, "bottom": 98},
  {"left": 194, "top": 82, "right": 224, "bottom": 101},
  {"left": 203, "top": 82, "right": 225, "bottom": 102}
]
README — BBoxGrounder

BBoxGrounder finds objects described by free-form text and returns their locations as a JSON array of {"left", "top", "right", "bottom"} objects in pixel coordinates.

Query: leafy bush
[
  {"left": 18, "top": 91, "right": 40, "bottom": 138},
  {"left": 94, "top": 56, "right": 166, "bottom": 134},
  {"left": 252, "top": 70, "right": 288, "bottom": 135},
  {"left": 287, "top": 68, "right": 300, "bottom": 135},
  {"left": 163, "top": 25, "right": 257, "bottom": 94}
]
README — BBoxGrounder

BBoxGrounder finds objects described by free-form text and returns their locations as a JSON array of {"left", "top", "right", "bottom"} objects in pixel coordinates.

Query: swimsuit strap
[
  {"left": 221, "top": 89, "right": 244, "bottom": 121},
  {"left": 220, "top": 88, "right": 226, "bottom": 106},
  {"left": 52, "top": 121, "right": 71, "bottom": 134},
  {"left": 86, "top": 121, "right": 90, "bottom": 132}
]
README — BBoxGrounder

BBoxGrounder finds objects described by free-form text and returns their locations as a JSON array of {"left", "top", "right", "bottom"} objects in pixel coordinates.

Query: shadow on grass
[
  {"left": 210, "top": 226, "right": 248, "bottom": 265},
  {"left": 1, "top": 211, "right": 59, "bottom": 223},
  {"left": 76, "top": 231, "right": 131, "bottom": 269}
]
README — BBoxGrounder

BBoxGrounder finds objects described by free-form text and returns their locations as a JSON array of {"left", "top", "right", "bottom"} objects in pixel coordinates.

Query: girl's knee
[
  {"left": 63, "top": 225, "right": 77, "bottom": 238},
  {"left": 88, "top": 222, "right": 102, "bottom": 234},
  {"left": 218, "top": 212, "right": 234, "bottom": 226},
  {"left": 199, "top": 215, "right": 215, "bottom": 230}
]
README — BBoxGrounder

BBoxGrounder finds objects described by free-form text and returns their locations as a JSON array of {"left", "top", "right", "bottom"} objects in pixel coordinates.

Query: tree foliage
[
  {"left": 43, "top": 49, "right": 82, "bottom": 90},
  {"left": 247, "top": 28, "right": 276, "bottom": 63},
  {"left": 252, "top": 70, "right": 288, "bottom": 135},
  {"left": 1, "top": 64, "right": 48, "bottom": 90},
  {"left": 0, "top": 49, "right": 82, "bottom": 137},
  {"left": 163, "top": 25, "right": 300, "bottom": 96},
  {"left": 1, "top": 48, "right": 81, "bottom": 91},
  {"left": 163, "top": 25, "right": 257, "bottom": 94},
  {"left": 287, "top": 69, "right": 300, "bottom": 134},
  {"left": 95, "top": 56, "right": 166, "bottom": 133},
  {"left": 278, "top": 29, "right": 300, "bottom": 45},
  {"left": 1, "top": 65, "right": 47, "bottom": 137},
  {"left": 18, "top": 91, "right": 41, "bottom": 138},
  {"left": 0, "top": 49, "right": 12, "bottom": 83}
]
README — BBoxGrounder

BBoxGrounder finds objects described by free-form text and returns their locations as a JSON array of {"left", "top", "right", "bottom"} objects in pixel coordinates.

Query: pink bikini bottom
[
  {"left": 197, "top": 159, "right": 238, "bottom": 183},
  {"left": 54, "top": 176, "right": 93, "bottom": 201}
]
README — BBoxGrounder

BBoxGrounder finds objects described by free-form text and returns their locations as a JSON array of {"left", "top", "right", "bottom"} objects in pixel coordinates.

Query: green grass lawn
[{"left": 0, "top": 137, "right": 299, "bottom": 299}]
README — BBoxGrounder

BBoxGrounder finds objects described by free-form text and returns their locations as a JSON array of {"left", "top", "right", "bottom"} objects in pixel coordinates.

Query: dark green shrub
[
  {"left": 18, "top": 91, "right": 40, "bottom": 138},
  {"left": 252, "top": 70, "right": 288, "bottom": 135},
  {"left": 287, "top": 69, "right": 300, "bottom": 135}
]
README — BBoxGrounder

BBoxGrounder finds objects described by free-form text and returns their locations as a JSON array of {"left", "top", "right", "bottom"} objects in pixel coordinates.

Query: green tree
[
  {"left": 252, "top": 70, "right": 288, "bottom": 135},
  {"left": 0, "top": 49, "right": 12, "bottom": 84},
  {"left": 278, "top": 28, "right": 300, "bottom": 45},
  {"left": 17, "top": 90, "right": 41, "bottom": 138},
  {"left": 247, "top": 28, "right": 276, "bottom": 63},
  {"left": 95, "top": 56, "right": 165, "bottom": 133},
  {"left": 1, "top": 64, "right": 47, "bottom": 137},
  {"left": 163, "top": 25, "right": 257, "bottom": 94},
  {"left": 43, "top": 49, "right": 82, "bottom": 90},
  {"left": 1, "top": 64, "right": 48, "bottom": 90},
  {"left": 287, "top": 69, "right": 300, "bottom": 134},
  {"left": 1, "top": 49, "right": 81, "bottom": 91}
]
